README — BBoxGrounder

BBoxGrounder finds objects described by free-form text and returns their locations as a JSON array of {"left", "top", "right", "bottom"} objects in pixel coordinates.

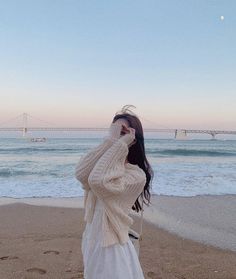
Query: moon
[{"left": 220, "top": 15, "right": 224, "bottom": 21}]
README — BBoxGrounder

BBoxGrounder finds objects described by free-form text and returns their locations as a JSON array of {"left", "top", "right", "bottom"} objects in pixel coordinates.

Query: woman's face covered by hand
[
  {"left": 114, "top": 118, "right": 136, "bottom": 148},
  {"left": 114, "top": 118, "right": 130, "bottom": 136}
]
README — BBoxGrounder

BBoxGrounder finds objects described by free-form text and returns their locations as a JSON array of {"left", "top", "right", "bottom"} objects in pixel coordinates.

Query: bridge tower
[
  {"left": 210, "top": 132, "right": 216, "bottom": 140},
  {"left": 175, "top": 129, "right": 188, "bottom": 139},
  {"left": 22, "top": 113, "right": 28, "bottom": 137}
]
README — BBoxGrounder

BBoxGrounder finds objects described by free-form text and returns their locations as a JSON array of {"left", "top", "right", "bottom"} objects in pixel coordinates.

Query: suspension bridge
[{"left": 0, "top": 113, "right": 236, "bottom": 139}]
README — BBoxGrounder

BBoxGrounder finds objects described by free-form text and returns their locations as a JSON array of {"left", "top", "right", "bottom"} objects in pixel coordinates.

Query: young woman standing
[{"left": 75, "top": 109, "right": 153, "bottom": 279}]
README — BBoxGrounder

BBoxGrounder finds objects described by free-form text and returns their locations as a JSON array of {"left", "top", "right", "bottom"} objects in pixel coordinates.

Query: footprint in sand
[
  {"left": 26, "top": 267, "right": 47, "bottom": 275},
  {"left": 43, "top": 250, "right": 60, "bottom": 255},
  {"left": 0, "top": 256, "right": 19, "bottom": 260}
]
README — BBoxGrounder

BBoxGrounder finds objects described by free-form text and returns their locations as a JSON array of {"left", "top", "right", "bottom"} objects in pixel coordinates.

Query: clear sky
[{"left": 0, "top": 0, "right": 235, "bottom": 129}]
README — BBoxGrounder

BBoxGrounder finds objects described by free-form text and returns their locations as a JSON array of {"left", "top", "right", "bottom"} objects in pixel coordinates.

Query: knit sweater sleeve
[
  {"left": 88, "top": 133, "right": 136, "bottom": 198},
  {"left": 75, "top": 123, "right": 122, "bottom": 190}
]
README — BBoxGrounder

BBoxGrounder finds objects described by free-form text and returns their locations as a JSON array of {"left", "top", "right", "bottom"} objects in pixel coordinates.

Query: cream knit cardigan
[{"left": 75, "top": 123, "right": 146, "bottom": 247}]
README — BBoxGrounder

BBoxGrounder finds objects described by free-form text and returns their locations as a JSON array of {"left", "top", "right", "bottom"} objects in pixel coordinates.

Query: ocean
[{"left": 0, "top": 136, "right": 236, "bottom": 198}]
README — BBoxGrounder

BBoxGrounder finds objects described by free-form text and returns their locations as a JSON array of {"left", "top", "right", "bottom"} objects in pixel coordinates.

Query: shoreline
[
  {"left": 1, "top": 193, "right": 235, "bottom": 205},
  {"left": 0, "top": 194, "right": 235, "bottom": 252},
  {"left": 144, "top": 194, "right": 236, "bottom": 252},
  {"left": 0, "top": 201, "right": 235, "bottom": 279}
]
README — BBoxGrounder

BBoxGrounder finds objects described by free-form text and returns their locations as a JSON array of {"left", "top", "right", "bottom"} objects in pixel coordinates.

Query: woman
[{"left": 75, "top": 108, "right": 153, "bottom": 279}]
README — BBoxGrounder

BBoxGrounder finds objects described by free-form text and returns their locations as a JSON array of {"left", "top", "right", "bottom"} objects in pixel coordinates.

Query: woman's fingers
[
  {"left": 129, "top": 127, "right": 135, "bottom": 135},
  {"left": 121, "top": 126, "right": 135, "bottom": 135},
  {"left": 126, "top": 127, "right": 135, "bottom": 137},
  {"left": 120, "top": 125, "right": 136, "bottom": 146},
  {"left": 121, "top": 124, "right": 129, "bottom": 135},
  {"left": 121, "top": 124, "right": 129, "bottom": 131}
]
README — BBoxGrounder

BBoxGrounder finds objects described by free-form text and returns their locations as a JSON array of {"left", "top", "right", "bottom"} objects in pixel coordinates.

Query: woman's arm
[
  {"left": 75, "top": 123, "right": 122, "bottom": 190},
  {"left": 88, "top": 133, "right": 136, "bottom": 198}
]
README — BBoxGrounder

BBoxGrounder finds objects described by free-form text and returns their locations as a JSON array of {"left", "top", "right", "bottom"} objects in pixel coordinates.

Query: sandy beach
[{"left": 0, "top": 196, "right": 236, "bottom": 279}]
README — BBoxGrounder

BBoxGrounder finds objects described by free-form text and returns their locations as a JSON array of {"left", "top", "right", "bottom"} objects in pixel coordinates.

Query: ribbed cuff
[{"left": 108, "top": 123, "right": 122, "bottom": 140}]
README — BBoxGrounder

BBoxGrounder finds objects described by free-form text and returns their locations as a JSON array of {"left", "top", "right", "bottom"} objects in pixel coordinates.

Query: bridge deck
[{"left": 0, "top": 127, "right": 236, "bottom": 135}]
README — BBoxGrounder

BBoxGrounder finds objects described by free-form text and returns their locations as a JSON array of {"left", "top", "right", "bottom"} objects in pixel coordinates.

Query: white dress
[{"left": 82, "top": 198, "right": 145, "bottom": 279}]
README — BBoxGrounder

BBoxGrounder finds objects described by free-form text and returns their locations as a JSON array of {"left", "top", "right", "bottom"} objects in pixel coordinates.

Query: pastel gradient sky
[{"left": 0, "top": 0, "right": 236, "bottom": 129}]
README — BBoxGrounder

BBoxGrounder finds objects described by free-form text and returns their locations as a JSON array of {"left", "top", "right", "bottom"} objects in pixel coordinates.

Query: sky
[{"left": 0, "top": 0, "right": 236, "bottom": 129}]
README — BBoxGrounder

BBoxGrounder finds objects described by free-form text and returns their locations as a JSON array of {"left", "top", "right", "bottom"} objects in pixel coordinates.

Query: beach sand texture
[{"left": 0, "top": 197, "right": 236, "bottom": 279}]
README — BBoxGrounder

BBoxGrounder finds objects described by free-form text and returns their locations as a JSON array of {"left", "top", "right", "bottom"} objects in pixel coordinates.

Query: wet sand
[{"left": 0, "top": 198, "right": 236, "bottom": 279}]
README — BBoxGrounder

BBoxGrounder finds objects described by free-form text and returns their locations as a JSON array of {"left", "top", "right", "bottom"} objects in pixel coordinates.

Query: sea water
[{"left": 0, "top": 136, "right": 236, "bottom": 198}]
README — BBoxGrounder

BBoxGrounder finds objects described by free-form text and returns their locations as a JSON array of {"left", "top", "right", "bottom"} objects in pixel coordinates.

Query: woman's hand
[
  {"left": 121, "top": 124, "right": 135, "bottom": 136},
  {"left": 120, "top": 125, "right": 136, "bottom": 147}
]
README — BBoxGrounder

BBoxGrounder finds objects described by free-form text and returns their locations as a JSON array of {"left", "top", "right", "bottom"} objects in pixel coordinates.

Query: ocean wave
[
  {"left": 0, "top": 147, "right": 87, "bottom": 154},
  {"left": 0, "top": 168, "right": 59, "bottom": 177},
  {"left": 146, "top": 148, "right": 236, "bottom": 157},
  {"left": 1, "top": 147, "right": 235, "bottom": 157}
]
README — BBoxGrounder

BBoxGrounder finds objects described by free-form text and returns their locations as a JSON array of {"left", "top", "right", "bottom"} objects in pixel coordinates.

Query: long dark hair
[{"left": 112, "top": 111, "right": 153, "bottom": 212}]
